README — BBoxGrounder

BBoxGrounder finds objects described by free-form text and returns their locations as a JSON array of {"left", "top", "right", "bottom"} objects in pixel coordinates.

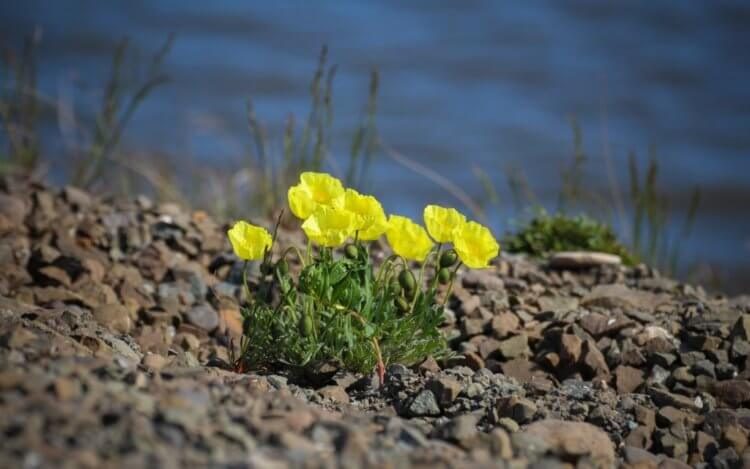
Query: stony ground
[{"left": 1, "top": 178, "right": 749, "bottom": 469}]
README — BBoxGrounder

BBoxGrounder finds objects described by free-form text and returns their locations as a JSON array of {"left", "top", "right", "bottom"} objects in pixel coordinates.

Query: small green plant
[
  {"left": 228, "top": 172, "right": 499, "bottom": 380},
  {"left": 505, "top": 210, "right": 637, "bottom": 265}
]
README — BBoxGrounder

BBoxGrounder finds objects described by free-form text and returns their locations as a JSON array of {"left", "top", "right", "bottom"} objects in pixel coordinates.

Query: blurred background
[{"left": 1, "top": 1, "right": 749, "bottom": 292}]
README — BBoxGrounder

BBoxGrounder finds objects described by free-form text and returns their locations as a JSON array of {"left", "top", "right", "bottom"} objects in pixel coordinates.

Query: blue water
[{"left": 3, "top": 1, "right": 749, "bottom": 291}]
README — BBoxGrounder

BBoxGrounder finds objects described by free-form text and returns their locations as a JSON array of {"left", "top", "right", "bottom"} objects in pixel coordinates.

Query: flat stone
[
  {"left": 548, "top": 251, "right": 621, "bottom": 268},
  {"left": 489, "top": 313, "right": 520, "bottom": 339},
  {"left": 537, "top": 296, "right": 579, "bottom": 315},
  {"left": 583, "top": 284, "right": 670, "bottom": 311}
]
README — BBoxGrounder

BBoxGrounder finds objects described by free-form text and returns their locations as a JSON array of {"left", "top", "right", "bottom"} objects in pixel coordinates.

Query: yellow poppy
[
  {"left": 423, "top": 205, "right": 467, "bottom": 243},
  {"left": 227, "top": 220, "right": 273, "bottom": 260},
  {"left": 452, "top": 221, "right": 499, "bottom": 268},
  {"left": 288, "top": 172, "right": 345, "bottom": 220},
  {"left": 301, "top": 206, "right": 358, "bottom": 247},
  {"left": 386, "top": 215, "right": 434, "bottom": 262},
  {"left": 343, "top": 189, "right": 388, "bottom": 241}
]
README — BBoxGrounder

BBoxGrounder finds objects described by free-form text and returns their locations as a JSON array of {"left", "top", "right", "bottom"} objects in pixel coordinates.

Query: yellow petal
[
  {"left": 385, "top": 215, "right": 434, "bottom": 261},
  {"left": 301, "top": 206, "right": 358, "bottom": 247},
  {"left": 452, "top": 221, "right": 499, "bottom": 268},
  {"left": 288, "top": 172, "right": 345, "bottom": 220},
  {"left": 423, "top": 205, "right": 466, "bottom": 243},
  {"left": 344, "top": 188, "right": 388, "bottom": 241},
  {"left": 227, "top": 221, "right": 273, "bottom": 260}
]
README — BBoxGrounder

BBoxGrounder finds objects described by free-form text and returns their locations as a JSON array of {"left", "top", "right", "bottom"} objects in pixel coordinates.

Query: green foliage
[
  {"left": 505, "top": 210, "right": 637, "bottom": 265},
  {"left": 245, "top": 46, "right": 380, "bottom": 216},
  {"left": 238, "top": 244, "right": 448, "bottom": 375}
]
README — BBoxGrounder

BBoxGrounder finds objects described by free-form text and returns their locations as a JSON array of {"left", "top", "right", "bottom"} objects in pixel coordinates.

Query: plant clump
[
  {"left": 505, "top": 211, "right": 636, "bottom": 265},
  {"left": 227, "top": 172, "right": 499, "bottom": 380}
]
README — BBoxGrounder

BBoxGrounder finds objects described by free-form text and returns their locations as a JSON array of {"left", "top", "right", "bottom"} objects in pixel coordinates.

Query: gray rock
[
  {"left": 406, "top": 389, "right": 441, "bottom": 417},
  {"left": 185, "top": 304, "right": 219, "bottom": 332}
]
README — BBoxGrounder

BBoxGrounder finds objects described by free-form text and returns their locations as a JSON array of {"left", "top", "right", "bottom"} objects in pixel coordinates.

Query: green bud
[
  {"left": 395, "top": 297, "right": 410, "bottom": 313},
  {"left": 398, "top": 269, "right": 416, "bottom": 292},
  {"left": 275, "top": 258, "right": 289, "bottom": 275},
  {"left": 389, "top": 278, "right": 402, "bottom": 295},
  {"left": 344, "top": 244, "right": 359, "bottom": 260},
  {"left": 300, "top": 314, "right": 314, "bottom": 337},
  {"left": 439, "top": 249, "right": 458, "bottom": 268},
  {"left": 438, "top": 267, "right": 451, "bottom": 285}
]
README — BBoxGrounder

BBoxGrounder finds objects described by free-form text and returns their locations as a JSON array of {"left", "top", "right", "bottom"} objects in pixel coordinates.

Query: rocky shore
[{"left": 1, "top": 178, "right": 749, "bottom": 468}]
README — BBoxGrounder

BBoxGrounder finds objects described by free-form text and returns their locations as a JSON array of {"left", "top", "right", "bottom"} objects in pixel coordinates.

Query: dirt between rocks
[{"left": 1, "top": 178, "right": 749, "bottom": 468}]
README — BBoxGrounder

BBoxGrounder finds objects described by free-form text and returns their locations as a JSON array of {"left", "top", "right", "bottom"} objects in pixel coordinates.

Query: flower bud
[
  {"left": 389, "top": 278, "right": 402, "bottom": 296},
  {"left": 300, "top": 314, "right": 314, "bottom": 337},
  {"left": 395, "top": 297, "right": 410, "bottom": 313},
  {"left": 275, "top": 258, "right": 289, "bottom": 275},
  {"left": 437, "top": 267, "right": 451, "bottom": 285},
  {"left": 344, "top": 244, "right": 359, "bottom": 259},
  {"left": 439, "top": 249, "right": 458, "bottom": 268},
  {"left": 398, "top": 269, "right": 416, "bottom": 292}
]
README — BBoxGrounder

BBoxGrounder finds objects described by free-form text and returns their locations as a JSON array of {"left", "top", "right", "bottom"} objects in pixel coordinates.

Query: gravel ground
[{"left": 1, "top": 178, "right": 748, "bottom": 468}]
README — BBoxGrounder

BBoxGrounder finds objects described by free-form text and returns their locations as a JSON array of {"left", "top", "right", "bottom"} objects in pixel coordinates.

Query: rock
[
  {"left": 488, "top": 428, "right": 513, "bottom": 458},
  {"left": 559, "top": 334, "right": 583, "bottom": 364},
  {"left": 537, "top": 296, "right": 579, "bottom": 315},
  {"left": 496, "top": 396, "right": 537, "bottom": 424},
  {"left": 614, "top": 365, "right": 644, "bottom": 394},
  {"left": 439, "top": 414, "right": 479, "bottom": 447},
  {"left": 427, "top": 377, "right": 462, "bottom": 407},
  {"left": 731, "top": 315, "right": 750, "bottom": 341},
  {"left": 522, "top": 420, "right": 615, "bottom": 468},
  {"left": 142, "top": 353, "right": 169, "bottom": 371},
  {"left": 548, "top": 251, "right": 621, "bottom": 269},
  {"left": 406, "top": 389, "right": 441, "bottom": 417},
  {"left": 498, "top": 333, "right": 529, "bottom": 359},
  {"left": 712, "top": 379, "right": 750, "bottom": 407},
  {"left": 583, "top": 284, "right": 670, "bottom": 311},
  {"left": 489, "top": 313, "right": 520, "bottom": 339},
  {"left": 622, "top": 446, "right": 660, "bottom": 466},
  {"left": 93, "top": 303, "right": 132, "bottom": 334},
  {"left": 318, "top": 385, "right": 350, "bottom": 404},
  {"left": 185, "top": 304, "right": 219, "bottom": 332},
  {"left": 648, "top": 387, "right": 703, "bottom": 412},
  {"left": 580, "top": 339, "right": 610, "bottom": 379}
]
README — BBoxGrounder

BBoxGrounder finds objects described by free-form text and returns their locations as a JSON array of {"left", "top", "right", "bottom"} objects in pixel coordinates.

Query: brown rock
[
  {"left": 497, "top": 333, "right": 528, "bottom": 359},
  {"left": 318, "top": 385, "right": 350, "bottom": 404},
  {"left": 490, "top": 313, "right": 520, "bottom": 339},
  {"left": 583, "top": 284, "right": 670, "bottom": 311},
  {"left": 427, "top": 377, "right": 462, "bottom": 407},
  {"left": 581, "top": 339, "right": 610, "bottom": 379},
  {"left": 523, "top": 419, "right": 615, "bottom": 468},
  {"left": 559, "top": 333, "right": 583, "bottom": 364},
  {"left": 549, "top": 251, "right": 621, "bottom": 268},
  {"left": 614, "top": 365, "right": 644, "bottom": 394},
  {"left": 219, "top": 305, "right": 243, "bottom": 338},
  {"left": 418, "top": 356, "right": 441, "bottom": 374},
  {"left": 93, "top": 303, "right": 132, "bottom": 334},
  {"left": 722, "top": 424, "right": 748, "bottom": 453},
  {"left": 712, "top": 379, "right": 750, "bottom": 407}
]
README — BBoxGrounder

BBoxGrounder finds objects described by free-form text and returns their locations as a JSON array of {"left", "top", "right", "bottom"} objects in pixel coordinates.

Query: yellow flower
[
  {"left": 386, "top": 215, "right": 434, "bottom": 262},
  {"left": 227, "top": 220, "right": 273, "bottom": 261},
  {"left": 452, "top": 221, "right": 499, "bottom": 268},
  {"left": 343, "top": 189, "right": 388, "bottom": 241},
  {"left": 288, "top": 172, "right": 345, "bottom": 220},
  {"left": 423, "top": 204, "right": 467, "bottom": 243},
  {"left": 301, "top": 206, "right": 358, "bottom": 247}
]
